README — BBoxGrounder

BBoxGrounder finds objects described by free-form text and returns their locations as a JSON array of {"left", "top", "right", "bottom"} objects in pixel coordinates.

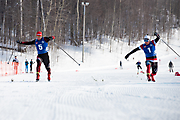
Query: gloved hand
[
  {"left": 125, "top": 53, "right": 130, "bottom": 59},
  {"left": 16, "top": 40, "right": 22, "bottom": 44},
  {"left": 154, "top": 32, "right": 160, "bottom": 37},
  {"left": 52, "top": 36, "right": 55, "bottom": 39}
]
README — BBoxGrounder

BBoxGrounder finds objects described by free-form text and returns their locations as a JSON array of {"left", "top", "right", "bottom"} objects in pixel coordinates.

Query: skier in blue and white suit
[
  {"left": 16, "top": 31, "right": 55, "bottom": 82},
  {"left": 125, "top": 32, "right": 160, "bottom": 82}
]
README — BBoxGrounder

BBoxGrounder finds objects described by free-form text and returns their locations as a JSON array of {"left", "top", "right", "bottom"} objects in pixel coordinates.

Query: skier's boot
[
  {"left": 147, "top": 74, "right": 151, "bottom": 82},
  {"left": 150, "top": 74, "right": 155, "bottom": 82},
  {"left": 47, "top": 69, "right": 51, "bottom": 82},
  {"left": 48, "top": 74, "right": 51, "bottom": 82},
  {"left": 36, "top": 72, "right": 40, "bottom": 82}
]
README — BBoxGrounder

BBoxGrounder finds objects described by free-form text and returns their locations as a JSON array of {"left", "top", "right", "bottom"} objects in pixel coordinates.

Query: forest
[{"left": 0, "top": 0, "right": 180, "bottom": 53}]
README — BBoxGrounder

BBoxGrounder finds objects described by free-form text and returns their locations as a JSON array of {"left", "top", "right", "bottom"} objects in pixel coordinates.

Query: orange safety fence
[{"left": 0, "top": 61, "right": 22, "bottom": 76}]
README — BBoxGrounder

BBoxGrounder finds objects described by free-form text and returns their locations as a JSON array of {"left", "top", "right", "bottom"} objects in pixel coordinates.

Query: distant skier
[
  {"left": 168, "top": 61, "right": 174, "bottom": 72},
  {"left": 16, "top": 31, "right": 55, "bottom": 82},
  {"left": 120, "top": 61, "right": 123, "bottom": 69},
  {"left": 136, "top": 61, "right": 144, "bottom": 74},
  {"left": 25, "top": 59, "right": 29, "bottom": 73},
  {"left": 30, "top": 59, "right": 35, "bottom": 73},
  {"left": 125, "top": 32, "right": 160, "bottom": 82}
]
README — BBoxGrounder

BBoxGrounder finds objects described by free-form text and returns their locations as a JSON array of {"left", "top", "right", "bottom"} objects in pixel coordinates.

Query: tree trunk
[
  {"left": 36, "top": 0, "right": 39, "bottom": 32},
  {"left": 76, "top": 0, "right": 80, "bottom": 46},
  {"left": 39, "top": 0, "right": 46, "bottom": 35},
  {"left": 110, "top": 0, "right": 116, "bottom": 52}
]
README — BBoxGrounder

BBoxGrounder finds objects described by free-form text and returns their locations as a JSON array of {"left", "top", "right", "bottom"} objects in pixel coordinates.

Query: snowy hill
[{"left": 0, "top": 30, "right": 180, "bottom": 120}]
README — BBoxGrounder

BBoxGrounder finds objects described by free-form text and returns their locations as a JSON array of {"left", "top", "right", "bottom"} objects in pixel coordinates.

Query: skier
[
  {"left": 125, "top": 32, "right": 160, "bottom": 82},
  {"left": 25, "top": 59, "right": 29, "bottom": 73},
  {"left": 168, "top": 61, "right": 174, "bottom": 72},
  {"left": 136, "top": 61, "right": 144, "bottom": 74},
  {"left": 16, "top": 31, "right": 55, "bottom": 82},
  {"left": 30, "top": 59, "right": 35, "bottom": 73},
  {"left": 120, "top": 61, "right": 123, "bottom": 69}
]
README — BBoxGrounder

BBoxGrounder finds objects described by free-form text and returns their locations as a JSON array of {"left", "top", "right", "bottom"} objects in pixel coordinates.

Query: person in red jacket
[{"left": 17, "top": 31, "right": 55, "bottom": 82}]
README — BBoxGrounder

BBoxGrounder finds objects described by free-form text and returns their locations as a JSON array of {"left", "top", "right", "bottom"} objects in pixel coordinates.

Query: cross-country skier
[
  {"left": 25, "top": 59, "right": 29, "bottom": 73},
  {"left": 16, "top": 31, "right": 55, "bottom": 82},
  {"left": 120, "top": 61, "right": 123, "bottom": 69},
  {"left": 136, "top": 60, "right": 144, "bottom": 74},
  {"left": 125, "top": 32, "right": 160, "bottom": 82},
  {"left": 168, "top": 61, "right": 174, "bottom": 72}
]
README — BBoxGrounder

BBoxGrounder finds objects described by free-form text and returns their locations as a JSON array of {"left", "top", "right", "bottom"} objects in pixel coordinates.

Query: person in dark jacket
[
  {"left": 136, "top": 61, "right": 144, "bottom": 74},
  {"left": 120, "top": 61, "right": 123, "bottom": 69},
  {"left": 168, "top": 61, "right": 174, "bottom": 72},
  {"left": 30, "top": 59, "right": 35, "bottom": 73}
]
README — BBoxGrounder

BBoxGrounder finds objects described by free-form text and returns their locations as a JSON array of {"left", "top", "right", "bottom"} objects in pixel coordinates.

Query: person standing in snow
[
  {"left": 120, "top": 61, "right": 123, "bottom": 69},
  {"left": 136, "top": 61, "right": 144, "bottom": 74},
  {"left": 30, "top": 59, "right": 35, "bottom": 73},
  {"left": 16, "top": 31, "right": 55, "bottom": 82},
  {"left": 125, "top": 32, "right": 160, "bottom": 82},
  {"left": 168, "top": 61, "right": 174, "bottom": 72},
  {"left": 25, "top": 59, "right": 29, "bottom": 73},
  {"left": 12, "top": 56, "right": 19, "bottom": 74}
]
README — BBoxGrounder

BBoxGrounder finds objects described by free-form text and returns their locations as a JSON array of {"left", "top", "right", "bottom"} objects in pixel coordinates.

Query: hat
[
  {"left": 144, "top": 34, "right": 150, "bottom": 42},
  {"left": 36, "top": 31, "right": 42, "bottom": 36}
]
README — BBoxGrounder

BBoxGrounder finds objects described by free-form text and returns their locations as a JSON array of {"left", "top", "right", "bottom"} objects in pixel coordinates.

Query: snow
[{"left": 0, "top": 30, "right": 180, "bottom": 120}]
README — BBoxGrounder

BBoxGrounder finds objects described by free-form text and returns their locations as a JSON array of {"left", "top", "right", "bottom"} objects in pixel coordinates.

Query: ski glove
[
  {"left": 154, "top": 32, "right": 160, "bottom": 38},
  {"left": 52, "top": 36, "right": 55, "bottom": 39},
  {"left": 125, "top": 53, "right": 130, "bottom": 59},
  {"left": 16, "top": 40, "right": 22, "bottom": 44},
  {"left": 49, "top": 36, "right": 55, "bottom": 41}
]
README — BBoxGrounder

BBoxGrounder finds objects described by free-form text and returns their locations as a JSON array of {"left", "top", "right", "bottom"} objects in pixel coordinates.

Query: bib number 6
[{"left": 38, "top": 44, "right": 43, "bottom": 50}]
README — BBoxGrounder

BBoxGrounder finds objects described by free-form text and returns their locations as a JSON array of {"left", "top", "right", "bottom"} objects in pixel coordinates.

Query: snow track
[{"left": 0, "top": 63, "right": 180, "bottom": 120}]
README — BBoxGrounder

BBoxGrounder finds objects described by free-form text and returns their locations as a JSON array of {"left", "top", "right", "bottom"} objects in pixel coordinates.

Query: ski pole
[
  {"left": 7, "top": 51, "right": 13, "bottom": 64},
  {"left": 161, "top": 39, "right": 180, "bottom": 57},
  {"left": 53, "top": 42, "right": 81, "bottom": 66}
]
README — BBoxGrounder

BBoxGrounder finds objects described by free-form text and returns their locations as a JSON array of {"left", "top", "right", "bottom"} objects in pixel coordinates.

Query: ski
[{"left": 91, "top": 76, "right": 104, "bottom": 82}]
